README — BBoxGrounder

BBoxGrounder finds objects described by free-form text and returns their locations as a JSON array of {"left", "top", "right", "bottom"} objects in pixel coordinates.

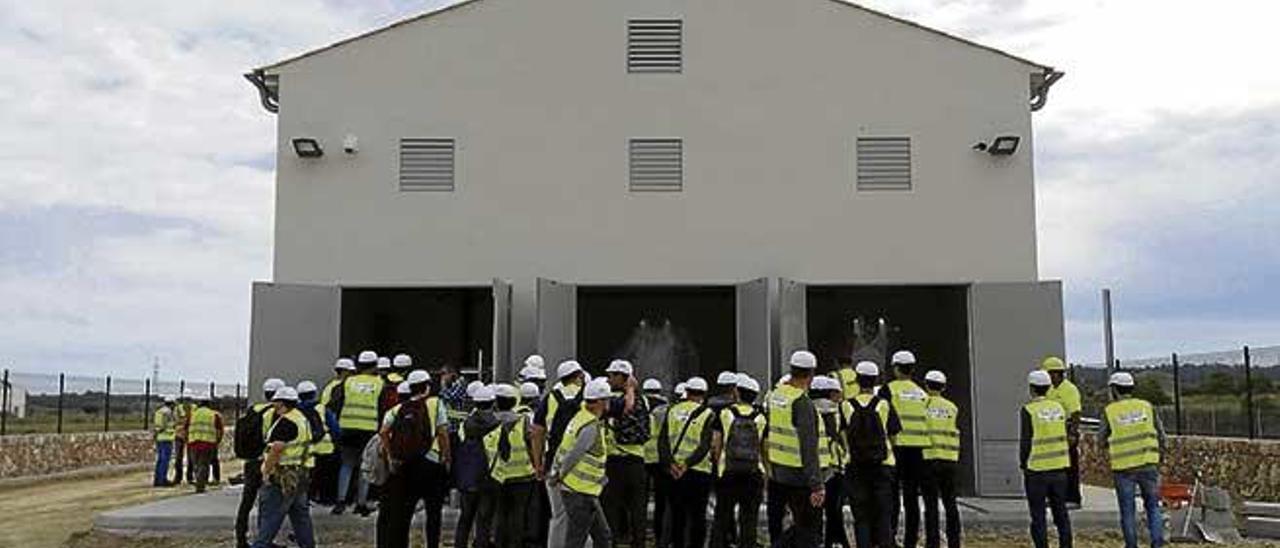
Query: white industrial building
[{"left": 245, "top": 0, "right": 1065, "bottom": 496}]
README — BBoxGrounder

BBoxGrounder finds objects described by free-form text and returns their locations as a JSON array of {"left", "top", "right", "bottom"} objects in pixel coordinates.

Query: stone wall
[
  {"left": 1081, "top": 433, "right": 1280, "bottom": 502},
  {"left": 0, "top": 431, "right": 233, "bottom": 480}
]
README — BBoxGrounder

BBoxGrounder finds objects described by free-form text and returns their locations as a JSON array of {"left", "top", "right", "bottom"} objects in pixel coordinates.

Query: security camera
[{"left": 342, "top": 134, "right": 358, "bottom": 155}]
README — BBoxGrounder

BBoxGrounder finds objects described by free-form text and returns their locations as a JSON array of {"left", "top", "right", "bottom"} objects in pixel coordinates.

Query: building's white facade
[
  {"left": 3, "top": 384, "right": 26, "bottom": 419},
  {"left": 247, "top": 0, "right": 1065, "bottom": 496}
]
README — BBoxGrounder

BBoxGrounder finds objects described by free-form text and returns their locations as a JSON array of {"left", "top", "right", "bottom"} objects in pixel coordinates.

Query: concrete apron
[{"left": 94, "top": 484, "right": 1131, "bottom": 537}]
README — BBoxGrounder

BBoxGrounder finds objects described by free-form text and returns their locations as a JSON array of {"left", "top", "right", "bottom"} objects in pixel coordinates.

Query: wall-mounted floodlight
[
  {"left": 973, "top": 135, "right": 1021, "bottom": 156},
  {"left": 292, "top": 138, "right": 324, "bottom": 158}
]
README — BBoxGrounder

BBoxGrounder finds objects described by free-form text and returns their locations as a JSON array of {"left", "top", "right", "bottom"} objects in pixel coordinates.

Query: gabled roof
[{"left": 252, "top": 0, "right": 1054, "bottom": 73}]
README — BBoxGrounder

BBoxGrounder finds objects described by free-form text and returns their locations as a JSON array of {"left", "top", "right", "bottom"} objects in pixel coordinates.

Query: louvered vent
[
  {"left": 399, "top": 138, "right": 455, "bottom": 192},
  {"left": 628, "top": 19, "right": 683, "bottom": 73},
  {"left": 856, "top": 137, "right": 912, "bottom": 191},
  {"left": 629, "top": 139, "right": 683, "bottom": 192}
]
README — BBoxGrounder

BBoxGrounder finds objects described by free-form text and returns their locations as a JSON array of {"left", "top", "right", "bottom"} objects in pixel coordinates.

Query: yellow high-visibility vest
[
  {"left": 311, "top": 403, "right": 335, "bottom": 456},
  {"left": 765, "top": 384, "right": 806, "bottom": 468},
  {"left": 268, "top": 408, "right": 312, "bottom": 467},
  {"left": 667, "top": 400, "right": 713, "bottom": 473},
  {"left": 836, "top": 368, "right": 860, "bottom": 400},
  {"left": 339, "top": 374, "right": 385, "bottom": 432},
  {"left": 1047, "top": 379, "right": 1083, "bottom": 416},
  {"left": 1025, "top": 397, "right": 1069, "bottom": 472},
  {"left": 923, "top": 396, "right": 960, "bottom": 462},
  {"left": 645, "top": 404, "right": 669, "bottom": 465},
  {"left": 841, "top": 394, "right": 896, "bottom": 467},
  {"left": 559, "top": 408, "right": 607, "bottom": 496},
  {"left": 1105, "top": 398, "right": 1160, "bottom": 471},
  {"left": 888, "top": 379, "right": 932, "bottom": 448},
  {"left": 187, "top": 406, "right": 219, "bottom": 444},
  {"left": 486, "top": 415, "right": 535, "bottom": 483},
  {"left": 718, "top": 403, "right": 766, "bottom": 477},
  {"left": 321, "top": 377, "right": 341, "bottom": 407},
  {"left": 817, "top": 408, "right": 844, "bottom": 470},
  {"left": 153, "top": 407, "right": 176, "bottom": 442}
]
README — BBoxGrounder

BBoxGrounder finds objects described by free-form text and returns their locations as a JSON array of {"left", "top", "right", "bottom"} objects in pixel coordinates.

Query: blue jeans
[
  {"left": 253, "top": 475, "right": 315, "bottom": 548},
  {"left": 153, "top": 441, "right": 172, "bottom": 486},
  {"left": 336, "top": 444, "right": 370, "bottom": 505},
  {"left": 1114, "top": 467, "right": 1163, "bottom": 548}
]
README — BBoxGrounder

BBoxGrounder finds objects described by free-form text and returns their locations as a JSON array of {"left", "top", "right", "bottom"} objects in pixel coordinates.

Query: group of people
[
  {"left": 151, "top": 391, "right": 225, "bottom": 492},
  {"left": 150, "top": 347, "right": 1168, "bottom": 548}
]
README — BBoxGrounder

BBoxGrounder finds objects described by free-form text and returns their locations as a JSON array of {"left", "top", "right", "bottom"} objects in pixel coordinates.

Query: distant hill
[
  {"left": 1073, "top": 345, "right": 1280, "bottom": 391},
  {"left": 1083, "top": 345, "right": 1280, "bottom": 369}
]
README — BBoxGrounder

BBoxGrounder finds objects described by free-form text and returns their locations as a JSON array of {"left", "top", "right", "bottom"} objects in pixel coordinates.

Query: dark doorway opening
[
  {"left": 577, "top": 286, "right": 736, "bottom": 392},
  {"left": 805, "top": 284, "right": 975, "bottom": 494},
  {"left": 340, "top": 287, "right": 493, "bottom": 376}
]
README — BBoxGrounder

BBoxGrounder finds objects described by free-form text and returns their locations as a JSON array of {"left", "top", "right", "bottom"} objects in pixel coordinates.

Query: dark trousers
[
  {"left": 173, "top": 437, "right": 188, "bottom": 483},
  {"left": 528, "top": 478, "right": 550, "bottom": 548},
  {"left": 604, "top": 456, "right": 649, "bottom": 547},
  {"left": 564, "top": 490, "right": 612, "bottom": 548},
  {"left": 892, "top": 447, "right": 925, "bottom": 548},
  {"left": 495, "top": 480, "right": 536, "bottom": 548},
  {"left": 922, "top": 461, "right": 961, "bottom": 548},
  {"left": 380, "top": 457, "right": 431, "bottom": 548},
  {"left": 766, "top": 479, "right": 787, "bottom": 544},
  {"left": 457, "top": 483, "right": 499, "bottom": 548},
  {"left": 713, "top": 472, "right": 763, "bottom": 548},
  {"left": 1025, "top": 470, "right": 1073, "bottom": 548},
  {"left": 212, "top": 448, "right": 222, "bottom": 482},
  {"left": 192, "top": 445, "right": 216, "bottom": 493},
  {"left": 650, "top": 464, "right": 673, "bottom": 547},
  {"left": 848, "top": 465, "right": 894, "bottom": 548},
  {"left": 824, "top": 474, "right": 850, "bottom": 548},
  {"left": 236, "top": 460, "right": 264, "bottom": 548},
  {"left": 671, "top": 470, "right": 713, "bottom": 548},
  {"left": 769, "top": 480, "right": 822, "bottom": 548},
  {"left": 310, "top": 453, "right": 340, "bottom": 504},
  {"left": 1065, "top": 443, "right": 1082, "bottom": 505},
  {"left": 422, "top": 460, "right": 449, "bottom": 548}
]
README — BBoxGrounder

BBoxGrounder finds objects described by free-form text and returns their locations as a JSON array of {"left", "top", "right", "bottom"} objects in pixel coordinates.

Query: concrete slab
[
  {"left": 1245, "top": 502, "right": 1280, "bottom": 519},
  {"left": 1245, "top": 517, "right": 1280, "bottom": 539}
]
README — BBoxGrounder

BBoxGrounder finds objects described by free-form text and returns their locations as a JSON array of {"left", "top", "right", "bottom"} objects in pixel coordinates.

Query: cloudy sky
[{"left": 1, "top": 0, "right": 1277, "bottom": 383}]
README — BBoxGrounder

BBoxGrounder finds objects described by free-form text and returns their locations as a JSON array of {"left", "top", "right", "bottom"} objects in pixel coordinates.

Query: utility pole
[{"left": 1102, "top": 289, "right": 1116, "bottom": 371}]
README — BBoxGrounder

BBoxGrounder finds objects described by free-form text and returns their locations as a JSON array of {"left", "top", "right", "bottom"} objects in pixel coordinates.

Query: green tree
[
  {"left": 1133, "top": 373, "right": 1172, "bottom": 405},
  {"left": 1199, "top": 371, "right": 1239, "bottom": 395}
]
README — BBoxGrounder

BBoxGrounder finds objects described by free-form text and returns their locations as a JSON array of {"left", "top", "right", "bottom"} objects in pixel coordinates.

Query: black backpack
[
  {"left": 846, "top": 396, "right": 889, "bottom": 467},
  {"left": 234, "top": 405, "right": 270, "bottom": 459},
  {"left": 546, "top": 389, "right": 584, "bottom": 458},
  {"left": 388, "top": 399, "right": 433, "bottom": 461},
  {"left": 723, "top": 406, "right": 763, "bottom": 475}
]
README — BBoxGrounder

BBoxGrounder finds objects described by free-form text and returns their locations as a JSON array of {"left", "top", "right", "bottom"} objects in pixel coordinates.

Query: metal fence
[
  {"left": 0, "top": 369, "right": 245, "bottom": 436},
  {"left": 1072, "top": 345, "right": 1280, "bottom": 440}
]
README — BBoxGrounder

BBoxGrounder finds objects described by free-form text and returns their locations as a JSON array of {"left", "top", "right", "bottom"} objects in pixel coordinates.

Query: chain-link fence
[
  {"left": 1071, "top": 345, "right": 1280, "bottom": 440},
  {"left": 0, "top": 369, "right": 245, "bottom": 436}
]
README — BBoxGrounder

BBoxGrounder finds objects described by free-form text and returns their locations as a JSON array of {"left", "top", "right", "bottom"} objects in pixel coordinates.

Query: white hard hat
[
  {"left": 583, "top": 378, "right": 612, "bottom": 401},
  {"left": 642, "top": 378, "right": 663, "bottom": 392},
  {"left": 736, "top": 375, "right": 761, "bottom": 393},
  {"left": 272, "top": 386, "right": 299, "bottom": 402},
  {"left": 335, "top": 358, "right": 355, "bottom": 371},
  {"left": 523, "top": 365, "right": 548, "bottom": 381},
  {"left": 717, "top": 371, "right": 739, "bottom": 386},
  {"left": 1028, "top": 370, "right": 1052, "bottom": 387},
  {"left": 924, "top": 370, "right": 948, "bottom": 385},
  {"left": 685, "top": 377, "right": 709, "bottom": 392},
  {"left": 163, "top": 395, "right": 177, "bottom": 403},
  {"left": 466, "top": 380, "right": 485, "bottom": 398},
  {"left": 393, "top": 354, "right": 413, "bottom": 368},
  {"left": 494, "top": 384, "right": 518, "bottom": 399},
  {"left": 1109, "top": 372, "right": 1135, "bottom": 388},
  {"left": 520, "top": 382, "right": 541, "bottom": 400},
  {"left": 377, "top": 357, "right": 392, "bottom": 370},
  {"left": 297, "top": 380, "right": 318, "bottom": 394},
  {"left": 557, "top": 360, "right": 584, "bottom": 379},
  {"left": 473, "top": 385, "right": 496, "bottom": 402},
  {"left": 812, "top": 376, "right": 840, "bottom": 392},
  {"left": 525, "top": 355, "right": 546, "bottom": 369},
  {"left": 357, "top": 350, "right": 378, "bottom": 365},
  {"left": 675, "top": 382, "right": 688, "bottom": 397},
  {"left": 855, "top": 361, "right": 880, "bottom": 377},
  {"left": 892, "top": 350, "right": 917, "bottom": 366},
  {"left": 789, "top": 350, "right": 818, "bottom": 370},
  {"left": 606, "top": 360, "right": 634, "bottom": 376},
  {"left": 407, "top": 370, "right": 431, "bottom": 384},
  {"left": 397, "top": 381, "right": 412, "bottom": 395},
  {"left": 263, "top": 378, "right": 286, "bottom": 393}
]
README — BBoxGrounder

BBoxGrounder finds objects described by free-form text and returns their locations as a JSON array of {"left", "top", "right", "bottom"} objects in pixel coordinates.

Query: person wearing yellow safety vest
[
  {"left": 811, "top": 375, "right": 850, "bottom": 548},
  {"left": 1021, "top": 370, "right": 1073, "bottom": 548},
  {"left": 921, "top": 370, "right": 962, "bottom": 548},
  {"left": 186, "top": 394, "right": 224, "bottom": 493},
  {"left": 315, "top": 358, "right": 351, "bottom": 505},
  {"left": 484, "top": 383, "right": 538, "bottom": 548},
  {"left": 321, "top": 358, "right": 355, "bottom": 407},
  {"left": 531, "top": 360, "right": 588, "bottom": 547},
  {"left": 600, "top": 360, "right": 645, "bottom": 548},
  {"left": 377, "top": 371, "right": 449, "bottom": 548},
  {"left": 1042, "top": 356, "right": 1084, "bottom": 506},
  {"left": 153, "top": 395, "right": 178, "bottom": 487},
  {"left": 642, "top": 378, "right": 673, "bottom": 547},
  {"left": 550, "top": 377, "right": 615, "bottom": 548},
  {"left": 328, "top": 350, "right": 390, "bottom": 516},
  {"left": 658, "top": 376, "right": 716, "bottom": 548},
  {"left": 876, "top": 350, "right": 931, "bottom": 548},
  {"left": 514, "top": 379, "right": 545, "bottom": 548},
  {"left": 173, "top": 392, "right": 194, "bottom": 485},
  {"left": 295, "top": 382, "right": 334, "bottom": 502},
  {"left": 234, "top": 378, "right": 283, "bottom": 548},
  {"left": 711, "top": 374, "right": 765, "bottom": 548},
  {"left": 455, "top": 384, "right": 501, "bottom": 548},
  {"left": 843, "top": 361, "right": 902, "bottom": 548},
  {"left": 1100, "top": 372, "right": 1166, "bottom": 548},
  {"left": 252, "top": 386, "right": 316, "bottom": 548},
  {"left": 764, "top": 351, "right": 826, "bottom": 548}
]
